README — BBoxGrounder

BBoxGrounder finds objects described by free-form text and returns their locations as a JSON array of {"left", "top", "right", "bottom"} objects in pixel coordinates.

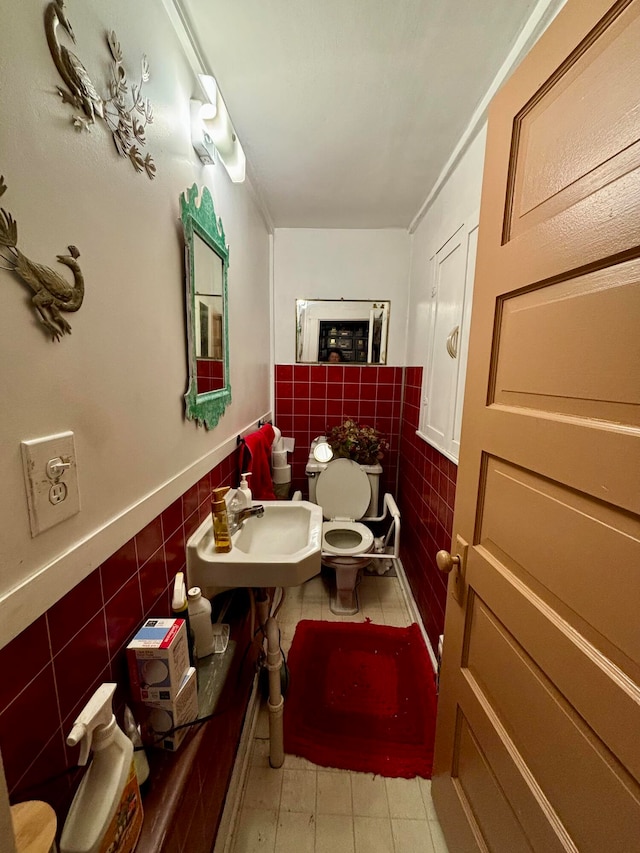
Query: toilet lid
[{"left": 316, "top": 458, "right": 370, "bottom": 520}]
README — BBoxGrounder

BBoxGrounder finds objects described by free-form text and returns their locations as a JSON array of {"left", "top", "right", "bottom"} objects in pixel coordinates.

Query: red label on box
[{"left": 160, "top": 619, "right": 184, "bottom": 649}]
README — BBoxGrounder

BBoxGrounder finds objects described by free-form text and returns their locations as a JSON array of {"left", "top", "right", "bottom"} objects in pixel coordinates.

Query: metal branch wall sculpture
[
  {"left": 0, "top": 176, "right": 84, "bottom": 341},
  {"left": 45, "top": 0, "right": 156, "bottom": 179}
]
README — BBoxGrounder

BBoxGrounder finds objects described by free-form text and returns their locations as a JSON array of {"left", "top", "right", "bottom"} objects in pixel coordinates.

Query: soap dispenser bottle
[
  {"left": 211, "top": 486, "right": 232, "bottom": 552},
  {"left": 60, "top": 683, "right": 143, "bottom": 853},
  {"left": 238, "top": 472, "right": 253, "bottom": 509}
]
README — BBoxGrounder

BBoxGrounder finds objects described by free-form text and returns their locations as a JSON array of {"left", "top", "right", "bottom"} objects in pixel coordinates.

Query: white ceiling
[{"left": 178, "top": 0, "right": 539, "bottom": 229}]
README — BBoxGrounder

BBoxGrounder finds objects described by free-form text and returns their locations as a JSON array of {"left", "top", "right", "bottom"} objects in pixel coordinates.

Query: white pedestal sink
[
  {"left": 186, "top": 499, "right": 323, "bottom": 771},
  {"left": 186, "top": 500, "right": 323, "bottom": 592}
]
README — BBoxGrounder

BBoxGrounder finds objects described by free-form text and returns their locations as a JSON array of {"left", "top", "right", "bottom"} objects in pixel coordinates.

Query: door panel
[
  {"left": 479, "top": 458, "right": 640, "bottom": 667},
  {"left": 508, "top": 2, "right": 640, "bottom": 238},
  {"left": 452, "top": 223, "right": 479, "bottom": 458},
  {"left": 423, "top": 228, "right": 466, "bottom": 450},
  {"left": 454, "top": 714, "right": 535, "bottom": 853},
  {"left": 432, "top": 1, "right": 640, "bottom": 851},
  {"left": 464, "top": 595, "right": 640, "bottom": 851},
  {"left": 491, "top": 261, "right": 640, "bottom": 425}
]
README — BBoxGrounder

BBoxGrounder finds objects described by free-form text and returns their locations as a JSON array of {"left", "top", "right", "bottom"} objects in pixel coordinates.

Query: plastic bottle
[
  {"left": 211, "top": 486, "right": 232, "bottom": 552},
  {"left": 228, "top": 488, "right": 243, "bottom": 527},
  {"left": 171, "top": 571, "right": 195, "bottom": 665},
  {"left": 238, "top": 472, "right": 253, "bottom": 509},
  {"left": 123, "top": 705, "right": 150, "bottom": 787},
  {"left": 60, "top": 683, "right": 143, "bottom": 853},
  {"left": 187, "top": 587, "right": 215, "bottom": 658}
]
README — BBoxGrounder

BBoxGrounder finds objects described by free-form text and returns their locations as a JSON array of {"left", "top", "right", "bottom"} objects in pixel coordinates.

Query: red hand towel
[{"left": 242, "top": 424, "right": 276, "bottom": 500}]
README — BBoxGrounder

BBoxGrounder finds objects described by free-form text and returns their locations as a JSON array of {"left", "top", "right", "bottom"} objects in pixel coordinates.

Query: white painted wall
[
  {"left": 0, "top": 0, "right": 271, "bottom": 649},
  {"left": 273, "top": 228, "right": 410, "bottom": 364}
]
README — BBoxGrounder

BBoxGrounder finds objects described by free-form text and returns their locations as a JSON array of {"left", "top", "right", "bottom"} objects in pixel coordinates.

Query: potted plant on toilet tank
[{"left": 326, "top": 418, "right": 389, "bottom": 465}]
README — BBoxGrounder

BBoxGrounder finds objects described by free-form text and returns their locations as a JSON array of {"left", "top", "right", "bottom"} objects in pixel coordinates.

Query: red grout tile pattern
[
  {"left": 274, "top": 364, "right": 403, "bottom": 501},
  {"left": 398, "top": 366, "right": 457, "bottom": 652},
  {"left": 0, "top": 451, "right": 236, "bottom": 827}
]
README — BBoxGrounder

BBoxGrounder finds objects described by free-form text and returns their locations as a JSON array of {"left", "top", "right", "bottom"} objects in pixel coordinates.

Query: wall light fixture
[{"left": 191, "top": 75, "right": 246, "bottom": 183}]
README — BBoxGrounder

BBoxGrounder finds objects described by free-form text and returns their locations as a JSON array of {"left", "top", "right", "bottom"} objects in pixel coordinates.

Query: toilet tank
[{"left": 306, "top": 458, "right": 382, "bottom": 519}]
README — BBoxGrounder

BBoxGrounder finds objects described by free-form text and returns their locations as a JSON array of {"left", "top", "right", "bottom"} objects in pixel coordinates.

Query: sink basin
[{"left": 186, "top": 500, "right": 323, "bottom": 591}]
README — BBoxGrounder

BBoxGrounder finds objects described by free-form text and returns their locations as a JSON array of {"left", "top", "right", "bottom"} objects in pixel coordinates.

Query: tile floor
[{"left": 229, "top": 572, "right": 450, "bottom": 853}]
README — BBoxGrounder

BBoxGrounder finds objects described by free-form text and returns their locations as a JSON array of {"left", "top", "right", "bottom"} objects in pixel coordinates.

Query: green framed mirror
[{"left": 180, "top": 184, "right": 231, "bottom": 428}]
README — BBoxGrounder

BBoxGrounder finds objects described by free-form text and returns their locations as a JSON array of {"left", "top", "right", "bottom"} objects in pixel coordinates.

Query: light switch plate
[{"left": 21, "top": 432, "right": 80, "bottom": 536}]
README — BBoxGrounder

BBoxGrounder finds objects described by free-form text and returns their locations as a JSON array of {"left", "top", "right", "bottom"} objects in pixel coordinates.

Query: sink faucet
[{"left": 229, "top": 504, "right": 264, "bottom": 535}]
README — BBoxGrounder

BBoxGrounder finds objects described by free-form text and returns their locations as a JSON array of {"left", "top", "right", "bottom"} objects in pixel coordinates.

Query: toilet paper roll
[
  {"left": 272, "top": 464, "right": 291, "bottom": 484},
  {"left": 272, "top": 449, "right": 288, "bottom": 468}
]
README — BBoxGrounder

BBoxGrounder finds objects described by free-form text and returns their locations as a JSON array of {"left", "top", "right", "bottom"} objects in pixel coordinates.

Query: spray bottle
[{"left": 60, "top": 683, "right": 143, "bottom": 853}]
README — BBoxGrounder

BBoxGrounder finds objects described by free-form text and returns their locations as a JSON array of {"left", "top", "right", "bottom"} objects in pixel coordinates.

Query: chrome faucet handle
[{"left": 230, "top": 504, "right": 264, "bottom": 534}]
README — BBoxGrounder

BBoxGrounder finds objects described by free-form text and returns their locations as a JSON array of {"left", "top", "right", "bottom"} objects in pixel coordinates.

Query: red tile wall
[
  {"left": 274, "top": 364, "right": 403, "bottom": 501},
  {"left": 0, "top": 450, "right": 238, "bottom": 833},
  {"left": 275, "top": 362, "right": 456, "bottom": 653},
  {"left": 195, "top": 359, "right": 225, "bottom": 394},
  {"left": 398, "top": 367, "right": 457, "bottom": 651}
]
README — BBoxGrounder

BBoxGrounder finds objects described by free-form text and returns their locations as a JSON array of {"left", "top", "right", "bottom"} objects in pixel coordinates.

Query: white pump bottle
[
  {"left": 60, "top": 683, "right": 143, "bottom": 853},
  {"left": 239, "top": 472, "right": 253, "bottom": 508}
]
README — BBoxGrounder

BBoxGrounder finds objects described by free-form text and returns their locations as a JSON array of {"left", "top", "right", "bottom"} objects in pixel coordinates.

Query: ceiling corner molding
[
  {"left": 408, "top": 0, "right": 568, "bottom": 235},
  {"left": 160, "top": 0, "right": 275, "bottom": 233}
]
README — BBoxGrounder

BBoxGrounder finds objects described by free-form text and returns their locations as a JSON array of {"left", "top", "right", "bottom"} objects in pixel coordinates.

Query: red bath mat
[{"left": 283, "top": 620, "right": 437, "bottom": 778}]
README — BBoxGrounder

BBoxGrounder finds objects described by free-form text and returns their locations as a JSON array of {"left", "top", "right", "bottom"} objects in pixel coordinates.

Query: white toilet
[{"left": 306, "top": 442, "right": 382, "bottom": 614}]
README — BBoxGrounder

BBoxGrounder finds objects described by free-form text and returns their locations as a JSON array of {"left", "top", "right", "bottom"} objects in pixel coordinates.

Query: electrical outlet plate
[{"left": 21, "top": 431, "right": 80, "bottom": 536}]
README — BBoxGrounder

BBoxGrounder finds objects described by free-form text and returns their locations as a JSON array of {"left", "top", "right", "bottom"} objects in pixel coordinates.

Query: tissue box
[
  {"left": 140, "top": 666, "right": 198, "bottom": 752},
  {"left": 127, "top": 618, "right": 189, "bottom": 703}
]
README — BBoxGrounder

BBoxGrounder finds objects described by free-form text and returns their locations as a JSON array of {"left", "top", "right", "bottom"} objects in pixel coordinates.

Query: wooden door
[{"left": 432, "top": 2, "right": 640, "bottom": 851}]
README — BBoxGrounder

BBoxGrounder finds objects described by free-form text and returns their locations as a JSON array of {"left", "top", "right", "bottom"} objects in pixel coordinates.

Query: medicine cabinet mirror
[
  {"left": 296, "top": 299, "right": 390, "bottom": 364},
  {"left": 180, "top": 184, "right": 231, "bottom": 428}
]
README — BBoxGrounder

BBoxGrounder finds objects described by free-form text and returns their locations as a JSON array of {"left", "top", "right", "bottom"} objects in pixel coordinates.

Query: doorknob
[
  {"left": 437, "top": 537, "right": 468, "bottom": 604},
  {"left": 436, "top": 550, "right": 460, "bottom": 574}
]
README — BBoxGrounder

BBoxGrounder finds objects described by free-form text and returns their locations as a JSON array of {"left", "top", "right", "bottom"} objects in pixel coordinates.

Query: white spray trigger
[
  {"left": 67, "top": 722, "right": 90, "bottom": 765},
  {"left": 66, "top": 683, "right": 117, "bottom": 766}
]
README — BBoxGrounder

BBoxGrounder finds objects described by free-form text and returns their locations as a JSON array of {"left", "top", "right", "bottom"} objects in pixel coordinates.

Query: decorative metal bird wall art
[
  {"left": 0, "top": 176, "right": 85, "bottom": 341},
  {"left": 45, "top": 0, "right": 156, "bottom": 179}
]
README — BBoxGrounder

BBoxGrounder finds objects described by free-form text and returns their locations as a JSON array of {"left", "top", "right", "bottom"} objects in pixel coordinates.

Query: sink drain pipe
[{"left": 265, "top": 615, "right": 284, "bottom": 768}]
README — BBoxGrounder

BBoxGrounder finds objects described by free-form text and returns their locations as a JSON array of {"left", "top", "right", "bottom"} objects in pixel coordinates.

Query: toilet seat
[
  {"left": 316, "top": 459, "right": 374, "bottom": 557},
  {"left": 322, "top": 521, "right": 374, "bottom": 556}
]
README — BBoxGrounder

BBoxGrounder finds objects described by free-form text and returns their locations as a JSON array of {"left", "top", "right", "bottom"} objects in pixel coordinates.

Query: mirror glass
[
  {"left": 296, "top": 300, "right": 390, "bottom": 364},
  {"left": 181, "top": 184, "right": 231, "bottom": 428}
]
